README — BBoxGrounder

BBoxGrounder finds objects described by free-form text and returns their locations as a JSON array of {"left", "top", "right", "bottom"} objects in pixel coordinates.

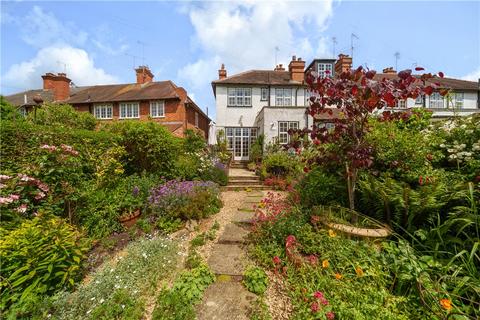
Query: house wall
[
  {"left": 255, "top": 106, "right": 313, "bottom": 145},
  {"left": 215, "top": 84, "right": 306, "bottom": 134}
]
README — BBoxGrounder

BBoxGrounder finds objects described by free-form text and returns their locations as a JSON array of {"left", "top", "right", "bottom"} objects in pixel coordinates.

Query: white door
[{"left": 227, "top": 127, "right": 257, "bottom": 161}]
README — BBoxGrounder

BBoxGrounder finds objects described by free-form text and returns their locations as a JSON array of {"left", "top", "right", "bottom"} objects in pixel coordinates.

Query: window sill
[
  {"left": 151, "top": 116, "right": 166, "bottom": 118},
  {"left": 95, "top": 118, "right": 113, "bottom": 120},
  {"left": 119, "top": 117, "right": 140, "bottom": 120},
  {"left": 227, "top": 105, "right": 253, "bottom": 108}
]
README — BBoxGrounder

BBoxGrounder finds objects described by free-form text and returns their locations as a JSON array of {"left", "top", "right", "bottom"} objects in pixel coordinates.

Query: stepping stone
[
  {"left": 244, "top": 197, "right": 262, "bottom": 203},
  {"left": 232, "top": 211, "right": 256, "bottom": 224},
  {"left": 238, "top": 204, "right": 256, "bottom": 211},
  {"left": 218, "top": 223, "right": 250, "bottom": 244},
  {"left": 196, "top": 281, "right": 256, "bottom": 320},
  {"left": 208, "top": 243, "right": 247, "bottom": 276},
  {"left": 247, "top": 193, "right": 263, "bottom": 197}
]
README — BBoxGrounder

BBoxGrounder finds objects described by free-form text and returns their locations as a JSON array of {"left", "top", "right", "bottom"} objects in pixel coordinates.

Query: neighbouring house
[
  {"left": 212, "top": 56, "right": 311, "bottom": 161},
  {"left": 3, "top": 66, "right": 211, "bottom": 138},
  {"left": 213, "top": 54, "right": 479, "bottom": 161}
]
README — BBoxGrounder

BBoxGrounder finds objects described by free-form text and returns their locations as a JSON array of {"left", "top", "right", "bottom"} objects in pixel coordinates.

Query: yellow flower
[
  {"left": 334, "top": 273, "right": 342, "bottom": 280},
  {"left": 322, "top": 260, "right": 329, "bottom": 268},
  {"left": 355, "top": 266, "right": 364, "bottom": 277},
  {"left": 440, "top": 298, "right": 452, "bottom": 311},
  {"left": 328, "top": 229, "right": 337, "bottom": 238}
]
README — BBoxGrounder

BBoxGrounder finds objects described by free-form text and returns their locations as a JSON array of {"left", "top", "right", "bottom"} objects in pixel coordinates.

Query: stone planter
[{"left": 119, "top": 208, "right": 141, "bottom": 228}]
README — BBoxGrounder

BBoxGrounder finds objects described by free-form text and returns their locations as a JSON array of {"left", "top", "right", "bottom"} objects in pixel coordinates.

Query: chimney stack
[
  {"left": 41, "top": 72, "right": 71, "bottom": 101},
  {"left": 218, "top": 64, "right": 227, "bottom": 80},
  {"left": 288, "top": 55, "right": 305, "bottom": 82},
  {"left": 135, "top": 66, "right": 154, "bottom": 84},
  {"left": 274, "top": 64, "right": 285, "bottom": 71},
  {"left": 334, "top": 54, "right": 353, "bottom": 75},
  {"left": 382, "top": 67, "right": 396, "bottom": 74}
]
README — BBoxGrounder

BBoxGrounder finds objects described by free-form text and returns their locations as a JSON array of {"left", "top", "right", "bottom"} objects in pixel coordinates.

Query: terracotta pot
[{"left": 119, "top": 208, "right": 141, "bottom": 228}]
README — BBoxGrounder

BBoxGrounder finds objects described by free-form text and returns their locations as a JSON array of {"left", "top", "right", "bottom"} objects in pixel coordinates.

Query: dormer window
[{"left": 317, "top": 63, "right": 333, "bottom": 78}]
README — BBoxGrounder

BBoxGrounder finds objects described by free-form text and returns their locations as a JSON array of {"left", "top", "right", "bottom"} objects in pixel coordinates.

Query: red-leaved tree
[{"left": 296, "top": 66, "right": 446, "bottom": 215}]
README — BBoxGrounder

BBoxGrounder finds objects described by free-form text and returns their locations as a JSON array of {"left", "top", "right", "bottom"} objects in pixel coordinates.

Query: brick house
[{"left": 3, "top": 66, "right": 211, "bottom": 138}]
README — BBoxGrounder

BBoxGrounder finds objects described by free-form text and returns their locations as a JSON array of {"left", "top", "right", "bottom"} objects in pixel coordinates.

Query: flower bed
[{"left": 149, "top": 180, "right": 222, "bottom": 221}]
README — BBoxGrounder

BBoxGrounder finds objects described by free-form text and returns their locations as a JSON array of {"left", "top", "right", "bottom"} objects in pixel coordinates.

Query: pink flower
[
  {"left": 310, "top": 302, "right": 319, "bottom": 313},
  {"left": 320, "top": 297, "right": 329, "bottom": 306},
  {"left": 308, "top": 255, "right": 318, "bottom": 265},
  {"left": 35, "top": 192, "right": 46, "bottom": 200},
  {"left": 15, "top": 204, "right": 27, "bottom": 213},
  {"left": 37, "top": 183, "right": 49, "bottom": 192},
  {"left": 273, "top": 256, "right": 282, "bottom": 264},
  {"left": 314, "top": 291, "right": 324, "bottom": 299},
  {"left": 0, "top": 174, "right": 11, "bottom": 181},
  {"left": 285, "top": 235, "right": 296, "bottom": 247},
  {"left": 0, "top": 197, "right": 13, "bottom": 204},
  {"left": 17, "top": 173, "right": 35, "bottom": 182},
  {"left": 326, "top": 311, "right": 335, "bottom": 319},
  {"left": 0, "top": 183, "right": 6, "bottom": 189},
  {"left": 9, "top": 194, "right": 20, "bottom": 201}
]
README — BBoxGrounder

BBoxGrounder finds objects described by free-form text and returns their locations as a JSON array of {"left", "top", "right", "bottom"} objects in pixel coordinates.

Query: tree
[{"left": 297, "top": 66, "right": 446, "bottom": 217}]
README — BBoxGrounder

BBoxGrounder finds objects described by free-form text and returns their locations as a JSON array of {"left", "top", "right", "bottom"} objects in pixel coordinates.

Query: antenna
[
  {"left": 332, "top": 37, "right": 337, "bottom": 58},
  {"left": 56, "top": 60, "right": 67, "bottom": 73},
  {"left": 275, "top": 46, "right": 280, "bottom": 66},
  {"left": 394, "top": 52, "right": 400, "bottom": 71},
  {"left": 137, "top": 40, "right": 148, "bottom": 66},
  {"left": 351, "top": 33, "right": 359, "bottom": 58},
  {"left": 125, "top": 53, "right": 141, "bottom": 69}
]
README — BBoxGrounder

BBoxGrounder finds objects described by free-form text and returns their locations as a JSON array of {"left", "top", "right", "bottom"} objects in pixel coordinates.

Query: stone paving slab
[
  {"left": 208, "top": 243, "right": 247, "bottom": 276},
  {"left": 218, "top": 223, "right": 250, "bottom": 244},
  {"left": 196, "top": 281, "right": 256, "bottom": 320},
  {"left": 232, "top": 211, "right": 256, "bottom": 224},
  {"left": 244, "top": 197, "right": 262, "bottom": 203},
  {"left": 246, "top": 192, "right": 264, "bottom": 197}
]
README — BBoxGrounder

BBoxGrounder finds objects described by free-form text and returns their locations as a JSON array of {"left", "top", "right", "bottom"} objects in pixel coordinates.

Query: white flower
[{"left": 100, "top": 298, "right": 105, "bottom": 304}]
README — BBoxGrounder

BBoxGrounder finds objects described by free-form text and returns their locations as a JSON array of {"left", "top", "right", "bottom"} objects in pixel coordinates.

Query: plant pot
[{"left": 119, "top": 208, "right": 141, "bottom": 228}]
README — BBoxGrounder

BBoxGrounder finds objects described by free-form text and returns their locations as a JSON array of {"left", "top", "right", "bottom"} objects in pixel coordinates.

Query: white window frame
[
  {"left": 195, "top": 112, "right": 199, "bottom": 127},
  {"left": 275, "top": 88, "right": 293, "bottom": 106},
  {"left": 278, "top": 121, "right": 299, "bottom": 144},
  {"left": 415, "top": 95, "right": 423, "bottom": 105},
  {"left": 395, "top": 100, "right": 407, "bottom": 109},
  {"left": 454, "top": 92, "right": 464, "bottom": 109},
  {"left": 227, "top": 88, "right": 252, "bottom": 107},
  {"left": 261, "top": 88, "right": 268, "bottom": 101},
  {"left": 119, "top": 102, "right": 140, "bottom": 119},
  {"left": 429, "top": 92, "right": 444, "bottom": 109},
  {"left": 19, "top": 106, "right": 27, "bottom": 117},
  {"left": 318, "top": 63, "right": 333, "bottom": 78},
  {"left": 94, "top": 103, "right": 113, "bottom": 120},
  {"left": 150, "top": 100, "right": 165, "bottom": 118}
]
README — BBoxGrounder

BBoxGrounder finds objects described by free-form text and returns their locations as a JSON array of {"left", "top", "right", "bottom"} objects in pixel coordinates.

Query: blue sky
[{"left": 1, "top": 1, "right": 479, "bottom": 120}]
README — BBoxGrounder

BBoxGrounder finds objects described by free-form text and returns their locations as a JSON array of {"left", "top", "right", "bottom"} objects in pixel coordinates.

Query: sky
[{"left": 1, "top": 0, "right": 479, "bottom": 121}]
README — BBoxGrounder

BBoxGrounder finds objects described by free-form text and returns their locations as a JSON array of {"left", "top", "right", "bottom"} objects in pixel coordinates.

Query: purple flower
[{"left": 132, "top": 186, "right": 140, "bottom": 196}]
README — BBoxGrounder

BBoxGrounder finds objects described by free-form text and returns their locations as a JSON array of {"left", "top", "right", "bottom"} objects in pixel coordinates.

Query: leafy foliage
[
  {"left": 243, "top": 267, "right": 269, "bottom": 295},
  {"left": 27, "top": 103, "right": 96, "bottom": 130},
  {"left": 0, "top": 217, "right": 89, "bottom": 314},
  {"left": 296, "top": 167, "right": 347, "bottom": 207}
]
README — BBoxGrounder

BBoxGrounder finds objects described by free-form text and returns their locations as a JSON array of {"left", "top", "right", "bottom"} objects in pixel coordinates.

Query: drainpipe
[{"left": 295, "top": 87, "right": 299, "bottom": 106}]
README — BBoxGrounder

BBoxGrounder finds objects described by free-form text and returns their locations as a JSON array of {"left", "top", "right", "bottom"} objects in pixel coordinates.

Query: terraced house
[
  {"left": 213, "top": 54, "right": 480, "bottom": 160},
  {"left": 4, "top": 66, "right": 211, "bottom": 138}
]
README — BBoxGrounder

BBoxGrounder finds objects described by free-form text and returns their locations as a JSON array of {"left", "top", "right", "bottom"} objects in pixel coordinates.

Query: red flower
[
  {"left": 313, "top": 291, "right": 324, "bottom": 299},
  {"left": 418, "top": 176, "right": 424, "bottom": 186},
  {"left": 273, "top": 256, "right": 282, "bottom": 264},
  {"left": 308, "top": 255, "right": 318, "bottom": 265},
  {"left": 326, "top": 311, "right": 335, "bottom": 319},
  {"left": 310, "top": 302, "right": 319, "bottom": 313}
]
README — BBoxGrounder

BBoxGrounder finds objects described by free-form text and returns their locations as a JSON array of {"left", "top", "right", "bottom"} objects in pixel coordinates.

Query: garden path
[{"left": 196, "top": 169, "right": 266, "bottom": 319}]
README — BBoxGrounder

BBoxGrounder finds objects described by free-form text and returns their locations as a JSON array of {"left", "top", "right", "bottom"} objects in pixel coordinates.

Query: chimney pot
[
  {"left": 218, "top": 64, "right": 227, "bottom": 80},
  {"left": 382, "top": 67, "right": 396, "bottom": 74},
  {"left": 41, "top": 72, "right": 71, "bottom": 101},
  {"left": 288, "top": 54, "right": 305, "bottom": 82},
  {"left": 334, "top": 54, "right": 353, "bottom": 76}
]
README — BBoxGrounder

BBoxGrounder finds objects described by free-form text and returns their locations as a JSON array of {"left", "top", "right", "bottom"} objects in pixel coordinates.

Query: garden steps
[
  {"left": 196, "top": 281, "right": 256, "bottom": 320},
  {"left": 207, "top": 243, "right": 248, "bottom": 276},
  {"left": 232, "top": 211, "right": 256, "bottom": 225},
  {"left": 218, "top": 223, "right": 250, "bottom": 244},
  {"left": 222, "top": 185, "right": 270, "bottom": 191}
]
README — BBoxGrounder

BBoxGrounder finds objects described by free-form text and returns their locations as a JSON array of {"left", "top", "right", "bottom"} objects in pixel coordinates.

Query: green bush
[
  {"left": 200, "top": 165, "right": 228, "bottom": 186},
  {"left": 175, "top": 155, "right": 200, "bottom": 180},
  {"left": 0, "top": 96, "right": 24, "bottom": 121},
  {"left": 0, "top": 217, "right": 89, "bottom": 314},
  {"left": 250, "top": 134, "right": 265, "bottom": 163},
  {"left": 105, "top": 121, "right": 180, "bottom": 176},
  {"left": 262, "top": 151, "right": 298, "bottom": 177},
  {"left": 27, "top": 103, "right": 96, "bottom": 130},
  {"left": 296, "top": 167, "right": 348, "bottom": 207},
  {"left": 243, "top": 266, "right": 268, "bottom": 295},
  {"left": 183, "top": 129, "right": 206, "bottom": 154}
]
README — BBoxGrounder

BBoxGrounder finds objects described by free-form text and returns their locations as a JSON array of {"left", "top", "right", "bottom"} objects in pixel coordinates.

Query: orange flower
[
  {"left": 355, "top": 266, "right": 364, "bottom": 277},
  {"left": 328, "top": 229, "right": 337, "bottom": 238},
  {"left": 440, "top": 298, "right": 452, "bottom": 311},
  {"left": 334, "top": 273, "right": 342, "bottom": 280},
  {"left": 322, "top": 260, "right": 329, "bottom": 268}
]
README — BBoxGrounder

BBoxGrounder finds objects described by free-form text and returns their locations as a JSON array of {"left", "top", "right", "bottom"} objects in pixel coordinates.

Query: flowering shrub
[
  {"left": 0, "top": 173, "right": 50, "bottom": 228},
  {"left": 149, "top": 180, "right": 221, "bottom": 220}
]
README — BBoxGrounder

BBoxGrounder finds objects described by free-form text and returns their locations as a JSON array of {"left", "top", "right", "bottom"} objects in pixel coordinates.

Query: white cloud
[
  {"left": 20, "top": 6, "right": 88, "bottom": 48},
  {"left": 2, "top": 45, "right": 119, "bottom": 90},
  {"left": 178, "top": 1, "right": 334, "bottom": 118},
  {"left": 462, "top": 68, "right": 480, "bottom": 81}
]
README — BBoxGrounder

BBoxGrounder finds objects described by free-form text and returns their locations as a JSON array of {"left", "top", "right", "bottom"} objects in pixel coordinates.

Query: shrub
[
  {"left": 0, "top": 97, "right": 23, "bottom": 121},
  {"left": 105, "top": 121, "right": 180, "bottom": 176},
  {"left": 149, "top": 180, "right": 221, "bottom": 221},
  {"left": 183, "top": 129, "right": 206, "bottom": 154},
  {"left": 175, "top": 155, "right": 200, "bottom": 180},
  {"left": 296, "top": 167, "right": 348, "bottom": 207},
  {"left": 250, "top": 134, "right": 265, "bottom": 163},
  {"left": 27, "top": 103, "right": 96, "bottom": 130},
  {"left": 200, "top": 163, "right": 228, "bottom": 186},
  {"left": 243, "top": 266, "right": 268, "bottom": 295},
  {"left": 262, "top": 151, "right": 298, "bottom": 178},
  {"left": 0, "top": 217, "right": 89, "bottom": 315}
]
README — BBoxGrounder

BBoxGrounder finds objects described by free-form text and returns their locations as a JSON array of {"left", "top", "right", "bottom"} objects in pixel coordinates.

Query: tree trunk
[{"left": 345, "top": 162, "right": 358, "bottom": 223}]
